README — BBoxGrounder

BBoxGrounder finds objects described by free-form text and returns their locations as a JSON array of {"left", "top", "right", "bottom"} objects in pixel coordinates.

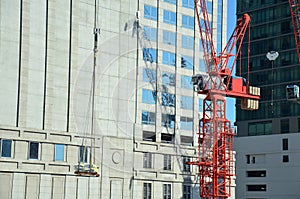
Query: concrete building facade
[
  {"left": 0, "top": 0, "right": 228, "bottom": 198},
  {"left": 235, "top": 0, "right": 300, "bottom": 198}
]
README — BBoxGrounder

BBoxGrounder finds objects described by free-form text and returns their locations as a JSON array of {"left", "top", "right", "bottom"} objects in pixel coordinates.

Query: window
[
  {"left": 182, "top": 0, "right": 194, "bottom": 9},
  {"left": 144, "top": 5, "right": 157, "bottom": 20},
  {"left": 182, "top": 156, "right": 191, "bottom": 172},
  {"left": 199, "top": 98, "right": 203, "bottom": 112},
  {"left": 180, "top": 116, "right": 193, "bottom": 130},
  {"left": 164, "top": 0, "right": 176, "bottom": 4},
  {"left": 163, "top": 154, "right": 172, "bottom": 170},
  {"left": 282, "top": 138, "right": 288, "bottom": 150},
  {"left": 163, "top": 30, "right": 176, "bottom": 45},
  {"left": 182, "top": 35, "right": 194, "bottom": 49},
  {"left": 142, "top": 89, "right": 156, "bottom": 104},
  {"left": 248, "top": 121, "right": 272, "bottom": 136},
  {"left": 162, "top": 93, "right": 175, "bottom": 107},
  {"left": 181, "top": 55, "right": 193, "bottom": 70},
  {"left": 283, "top": 155, "right": 289, "bottom": 163},
  {"left": 181, "top": 96, "right": 193, "bottom": 110},
  {"left": 247, "top": 170, "right": 266, "bottom": 177},
  {"left": 1, "top": 139, "right": 12, "bottom": 158},
  {"left": 247, "top": 184, "right": 267, "bottom": 191},
  {"left": 163, "top": 51, "right": 176, "bottom": 66},
  {"left": 163, "top": 10, "right": 176, "bottom": 25},
  {"left": 281, "top": 119, "right": 289, "bottom": 134},
  {"left": 143, "top": 48, "right": 157, "bottom": 63},
  {"left": 29, "top": 142, "right": 39, "bottom": 160},
  {"left": 143, "top": 68, "right": 156, "bottom": 83},
  {"left": 182, "top": 15, "right": 194, "bottom": 30},
  {"left": 163, "top": 184, "right": 172, "bottom": 199},
  {"left": 183, "top": 185, "right": 191, "bottom": 199},
  {"left": 142, "top": 111, "right": 156, "bottom": 125},
  {"left": 181, "top": 136, "right": 193, "bottom": 146},
  {"left": 162, "top": 114, "right": 175, "bottom": 128},
  {"left": 143, "top": 152, "right": 152, "bottom": 168},
  {"left": 161, "top": 133, "right": 174, "bottom": 144},
  {"left": 181, "top": 75, "right": 193, "bottom": 90},
  {"left": 143, "top": 183, "right": 152, "bottom": 199},
  {"left": 54, "top": 144, "right": 65, "bottom": 161},
  {"left": 246, "top": 155, "right": 250, "bottom": 164},
  {"left": 79, "top": 146, "right": 88, "bottom": 163},
  {"left": 199, "top": 58, "right": 206, "bottom": 72},
  {"left": 143, "top": 131, "right": 156, "bottom": 142},
  {"left": 207, "top": 1, "right": 213, "bottom": 14},
  {"left": 144, "top": 26, "right": 157, "bottom": 42},
  {"left": 162, "top": 72, "right": 176, "bottom": 86}
]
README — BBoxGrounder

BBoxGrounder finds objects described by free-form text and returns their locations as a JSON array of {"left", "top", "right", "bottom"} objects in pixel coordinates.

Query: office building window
[
  {"left": 161, "top": 133, "right": 174, "bottom": 144},
  {"left": 181, "top": 75, "right": 193, "bottom": 90},
  {"left": 248, "top": 121, "right": 272, "bottom": 136},
  {"left": 163, "top": 184, "right": 172, "bottom": 199},
  {"left": 282, "top": 138, "right": 288, "bottom": 150},
  {"left": 163, "top": 51, "right": 176, "bottom": 66},
  {"left": 163, "top": 154, "right": 172, "bottom": 170},
  {"left": 199, "top": 98, "right": 203, "bottom": 112},
  {"left": 1, "top": 139, "right": 12, "bottom": 158},
  {"left": 182, "top": 0, "right": 194, "bottom": 9},
  {"left": 163, "top": 10, "right": 176, "bottom": 25},
  {"left": 199, "top": 58, "right": 206, "bottom": 72},
  {"left": 247, "top": 184, "right": 267, "bottom": 191},
  {"left": 207, "top": 1, "right": 213, "bottom": 14},
  {"left": 163, "top": 30, "right": 176, "bottom": 45},
  {"left": 143, "top": 152, "right": 152, "bottom": 168},
  {"left": 143, "top": 131, "right": 156, "bottom": 142},
  {"left": 142, "top": 111, "right": 156, "bottom": 125},
  {"left": 162, "top": 114, "right": 175, "bottom": 128},
  {"left": 181, "top": 136, "right": 193, "bottom": 146},
  {"left": 181, "top": 96, "right": 193, "bottom": 110},
  {"left": 283, "top": 155, "right": 289, "bottom": 163},
  {"left": 182, "top": 15, "right": 194, "bottom": 30},
  {"left": 182, "top": 156, "right": 191, "bottom": 172},
  {"left": 162, "top": 72, "right": 176, "bottom": 86},
  {"left": 162, "top": 93, "right": 175, "bottom": 107},
  {"left": 55, "top": 144, "right": 65, "bottom": 161},
  {"left": 142, "top": 89, "right": 156, "bottom": 104},
  {"left": 29, "top": 142, "right": 39, "bottom": 160},
  {"left": 143, "top": 48, "right": 157, "bottom": 63},
  {"left": 181, "top": 55, "right": 193, "bottom": 70},
  {"left": 182, "top": 35, "right": 194, "bottom": 49},
  {"left": 144, "top": 26, "right": 157, "bottom": 42},
  {"left": 143, "top": 68, "right": 156, "bottom": 83},
  {"left": 143, "top": 183, "right": 152, "bottom": 199},
  {"left": 183, "top": 185, "right": 191, "bottom": 199},
  {"left": 247, "top": 170, "right": 266, "bottom": 177},
  {"left": 79, "top": 146, "right": 88, "bottom": 163},
  {"left": 144, "top": 5, "right": 157, "bottom": 20},
  {"left": 281, "top": 119, "right": 289, "bottom": 134},
  {"left": 180, "top": 116, "right": 193, "bottom": 130},
  {"left": 164, "top": 0, "right": 177, "bottom": 4}
]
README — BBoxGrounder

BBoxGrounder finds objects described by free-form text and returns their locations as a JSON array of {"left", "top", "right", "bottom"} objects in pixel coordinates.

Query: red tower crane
[
  {"left": 289, "top": 0, "right": 300, "bottom": 64},
  {"left": 188, "top": 1, "right": 260, "bottom": 198}
]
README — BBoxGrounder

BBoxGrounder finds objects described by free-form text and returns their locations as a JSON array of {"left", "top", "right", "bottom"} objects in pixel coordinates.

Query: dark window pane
[
  {"left": 1, "top": 139, "right": 12, "bottom": 158},
  {"left": 29, "top": 142, "right": 39, "bottom": 159}
]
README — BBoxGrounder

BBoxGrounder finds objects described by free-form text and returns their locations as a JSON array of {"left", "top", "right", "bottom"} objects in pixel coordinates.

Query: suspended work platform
[{"left": 74, "top": 163, "right": 100, "bottom": 177}]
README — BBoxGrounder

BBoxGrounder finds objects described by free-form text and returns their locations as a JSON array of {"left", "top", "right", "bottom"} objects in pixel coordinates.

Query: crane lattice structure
[
  {"left": 289, "top": 0, "right": 300, "bottom": 64},
  {"left": 188, "top": 1, "right": 260, "bottom": 198}
]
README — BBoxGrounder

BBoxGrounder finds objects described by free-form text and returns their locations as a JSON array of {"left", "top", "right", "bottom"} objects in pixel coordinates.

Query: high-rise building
[
  {"left": 0, "top": 0, "right": 228, "bottom": 198},
  {"left": 235, "top": 0, "right": 300, "bottom": 198}
]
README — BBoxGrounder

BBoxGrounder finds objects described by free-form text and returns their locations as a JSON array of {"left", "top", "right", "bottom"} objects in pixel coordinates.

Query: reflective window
[
  {"left": 143, "top": 183, "right": 152, "bottom": 199},
  {"left": 248, "top": 121, "right": 272, "bottom": 136},
  {"left": 162, "top": 72, "right": 176, "bottom": 86},
  {"left": 143, "top": 152, "right": 152, "bottom": 168},
  {"left": 29, "top": 142, "right": 39, "bottom": 160},
  {"left": 181, "top": 96, "right": 193, "bottom": 110},
  {"left": 144, "top": 5, "right": 157, "bottom": 20},
  {"left": 281, "top": 119, "right": 289, "bottom": 134},
  {"left": 199, "top": 98, "right": 203, "bottom": 112},
  {"left": 55, "top": 144, "right": 65, "bottom": 161},
  {"left": 163, "top": 184, "right": 172, "bottom": 199},
  {"left": 182, "top": 0, "right": 194, "bottom": 9},
  {"left": 143, "top": 48, "right": 157, "bottom": 63},
  {"left": 182, "top": 35, "right": 194, "bottom": 49},
  {"left": 163, "top": 154, "right": 172, "bottom": 170},
  {"left": 207, "top": 1, "right": 213, "bottom": 14},
  {"left": 164, "top": 0, "right": 176, "bottom": 4},
  {"left": 180, "top": 116, "right": 193, "bottom": 130},
  {"left": 163, "top": 51, "right": 176, "bottom": 66},
  {"left": 163, "top": 30, "right": 176, "bottom": 45},
  {"left": 182, "top": 15, "right": 194, "bottom": 30},
  {"left": 144, "top": 26, "right": 157, "bottom": 42},
  {"left": 142, "top": 89, "right": 156, "bottom": 104},
  {"left": 79, "top": 146, "right": 88, "bottom": 163},
  {"left": 182, "top": 156, "right": 191, "bottom": 172},
  {"left": 181, "top": 55, "right": 193, "bottom": 70},
  {"left": 163, "top": 10, "right": 176, "bottom": 25},
  {"left": 1, "top": 139, "right": 12, "bottom": 158},
  {"left": 162, "top": 114, "right": 175, "bottom": 128},
  {"left": 183, "top": 185, "right": 192, "bottom": 199},
  {"left": 181, "top": 75, "right": 193, "bottom": 90},
  {"left": 247, "top": 184, "right": 267, "bottom": 192},
  {"left": 162, "top": 93, "right": 175, "bottom": 107},
  {"left": 143, "top": 68, "right": 156, "bottom": 83},
  {"left": 142, "top": 111, "right": 156, "bottom": 125}
]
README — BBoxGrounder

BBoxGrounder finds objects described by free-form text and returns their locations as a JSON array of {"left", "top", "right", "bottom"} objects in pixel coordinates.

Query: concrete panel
[
  {"left": 48, "top": 164, "right": 70, "bottom": 173},
  {"left": 110, "top": 179, "right": 123, "bottom": 199},
  {"left": 65, "top": 176, "right": 77, "bottom": 198},
  {"left": 25, "top": 175, "right": 39, "bottom": 199},
  {"left": 77, "top": 177, "right": 88, "bottom": 199},
  {"left": 0, "top": 173, "right": 12, "bottom": 199},
  {"left": 23, "top": 131, "right": 46, "bottom": 140},
  {"left": 12, "top": 173, "right": 26, "bottom": 199},
  {"left": 0, "top": 161, "right": 18, "bottom": 171},
  {"left": 52, "top": 176, "right": 65, "bottom": 199},
  {"left": 22, "top": 162, "right": 45, "bottom": 171},
  {"left": 39, "top": 175, "right": 52, "bottom": 199}
]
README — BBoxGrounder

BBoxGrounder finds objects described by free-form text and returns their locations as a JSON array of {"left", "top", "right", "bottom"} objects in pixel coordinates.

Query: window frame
[
  {"left": 0, "top": 139, "right": 12, "bottom": 158},
  {"left": 163, "top": 154, "right": 172, "bottom": 170},
  {"left": 163, "top": 184, "right": 172, "bottom": 199},
  {"left": 143, "top": 152, "right": 153, "bottom": 168},
  {"left": 142, "top": 111, "right": 156, "bottom": 125},
  {"left": 29, "top": 142, "right": 39, "bottom": 160},
  {"left": 143, "top": 183, "right": 152, "bottom": 199},
  {"left": 163, "top": 30, "right": 176, "bottom": 45},
  {"left": 182, "top": 15, "right": 194, "bottom": 30},
  {"left": 183, "top": 184, "right": 192, "bottom": 199},
  {"left": 78, "top": 146, "right": 89, "bottom": 163},
  {"left": 163, "top": 10, "right": 177, "bottom": 25},
  {"left": 144, "top": 5, "right": 158, "bottom": 21},
  {"left": 54, "top": 144, "right": 65, "bottom": 161}
]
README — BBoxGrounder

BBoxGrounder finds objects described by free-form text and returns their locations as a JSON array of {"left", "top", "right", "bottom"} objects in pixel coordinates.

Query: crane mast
[
  {"left": 289, "top": 0, "right": 300, "bottom": 64},
  {"left": 188, "top": 1, "right": 260, "bottom": 198}
]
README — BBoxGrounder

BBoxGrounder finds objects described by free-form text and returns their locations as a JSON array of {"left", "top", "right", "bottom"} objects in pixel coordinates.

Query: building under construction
[{"left": 0, "top": 0, "right": 232, "bottom": 198}]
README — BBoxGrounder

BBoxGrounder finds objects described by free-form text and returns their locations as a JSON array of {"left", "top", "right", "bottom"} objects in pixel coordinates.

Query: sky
[{"left": 225, "top": 1, "right": 237, "bottom": 125}]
